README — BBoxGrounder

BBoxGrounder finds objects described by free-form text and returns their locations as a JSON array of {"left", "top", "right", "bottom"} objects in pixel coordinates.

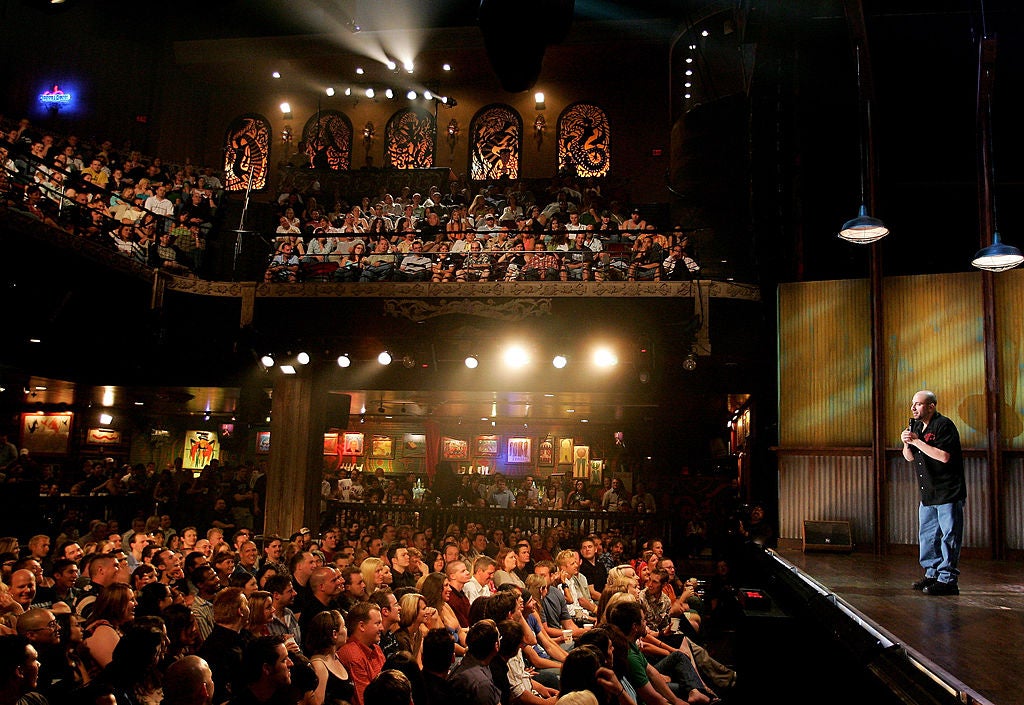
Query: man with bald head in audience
[
  {"left": 299, "top": 566, "right": 342, "bottom": 633},
  {"left": 8, "top": 569, "right": 36, "bottom": 612},
  {"left": 16, "top": 608, "right": 61, "bottom": 695},
  {"left": 162, "top": 654, "right": 215, "bottom": 705}
]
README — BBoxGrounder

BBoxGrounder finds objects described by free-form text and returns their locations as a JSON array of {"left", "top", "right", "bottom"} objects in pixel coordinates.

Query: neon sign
[{"left": 39, "top": 84, "right": 72, "bottom": 106}]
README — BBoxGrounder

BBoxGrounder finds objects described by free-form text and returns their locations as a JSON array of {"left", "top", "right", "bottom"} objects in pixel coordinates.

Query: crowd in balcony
[
  {"left": 0, "top": 449, "right": 757, "bottom": 705},
  {"left": 0, "top": 116, "right": 702, "bottom": 285},
  {"left": 265, "top": 180, "right": 701, "bottom": 284}
]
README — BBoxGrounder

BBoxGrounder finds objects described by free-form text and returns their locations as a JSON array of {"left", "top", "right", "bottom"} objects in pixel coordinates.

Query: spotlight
[
  {"left": 360, "top": 414, "right": 366, "bottom": 423},
  {"left": 280, "top": 365, "right": 297, "bottom": 374},
  {"left": 407, "top": 90, "right": 417, "bottom": 100},
  {"left": 337, "top": 354, "right": 351, "bottom": 368},
  {"left": 356, "top": 67, "right": 365, "bottom": 75},
  {"left": 99, "top": 412, "right": 113, "bottom": 425},
  {"left": 593, "top": 347, "right": 618, "bottom": 367},
  {"left": 261, "top": 354, "right": 275, "bottom": 368},
  {"left": 272, "top": 71, "right": 281, "bottom": 79},
  {"left": 385, "top": 88, "right": 394, "bottom": 99},
  {"left": 265, "top": 415, "right": 271, "bottom": 423},
  {"left": 443, "top": 63, "right": 452, "bottom": 71},
  {"left": 552, "top": 355, "right": 568, "bottom": 369},
  {"left": 534, "top": 92, "right": 546, "bottom": 110},
  {"left": 423, "top": 90, "right": 432, "bottom": 100},
  {"left": 325, "top": 87, "right": 335, "bottom": 97},
  {"left": 203, "top": 412, "right": 211, "bottom": 421},
  {"left": 345, "top": 87, "right": 352, "bottom": 96},
  {"left": 280, "top": 102, "right": 292, "bottom": 116},
  {"left": 378, "top": 351, "right": 393, "bottom": 365},
  {"left": 503, "top": 345, "right": 530, "bottom": 368},
  {"left": 465, "top": 355, "right": 479, "bottom": 369},
  {"left": 296, "top": 352, "right": 310, "bottom": 365},
  {"left": 385, "top": 60, "right": 397, "bottom": 70},
  {"left": 366, "top": 88, "right": 375, "bottom": 98},
  {"left": 403, "top": 60, "right": 414, "bottom": 73}
]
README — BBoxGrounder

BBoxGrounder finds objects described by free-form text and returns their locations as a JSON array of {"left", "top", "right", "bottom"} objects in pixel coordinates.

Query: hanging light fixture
[
  {"left": 972, "top": 36, "right": 1022, "bottom": 272},
  {"left": 838, "top": 44, "right": 888, "bottom": 244}
]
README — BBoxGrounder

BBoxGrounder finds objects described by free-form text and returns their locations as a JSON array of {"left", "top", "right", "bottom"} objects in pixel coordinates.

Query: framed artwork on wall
[
  {"left": 371, "top": 435, "right": 394, "bottom": 458},
  {"left": 21, "top": 412, "right": 73, "bottom": 455},
  {"left": 86, "top": 428, "right": 121, "bottom": 446},
  {"left": 256, "top": 431, "right": 271, "bottom": 454},
  {"left": 572, "top": 445, "right": 590, "bottom": 478},
  {"left": 442, "top": 437, "right": 470, "bottom": 460},
  {"left": 589, "top": 460, "right": 604, "bottom": 486},
  {"left": 476, "top": 435, "right": 499, "bottom": 456},
  {"left": 341, "top": 432, "right": 364, "bottom": 455},
  {"left": 183, "top": 430, "right": 219, "bottom": 470},
  {"left": 323, "top": 433, "right": 339, "bottom": 456},
  {"left": 557, "top": 437, "right": 574, "bottom": 465},
  {"left": 538, "top": 437, "right": 554, "bottom": 466},
  {"left": 507, "top": 437, "right": 533, "bottom": 464},
  {"left": 403, "top": 433, "right": 427, "bottom": 457}
]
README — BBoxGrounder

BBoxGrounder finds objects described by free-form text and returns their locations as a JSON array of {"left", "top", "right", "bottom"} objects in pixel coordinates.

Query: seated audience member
[
  {"left": 337, "top": 602, "right": 386, "bottom": 705},
  {"left": 422, "top": 627, "right": 456, "bottom": 705},
  {"left": 395, "top": 241, "right": 432, "bottom": 282},
  {"left": 497, "top": 619, "right": 559, "bottom": 705},
  {"left": 230, "top": 635, "right": 294, "bottom": 705},
  {"left": 0, "top": 635, "right": 47, "bottom": 704},
  {"left": 161, "top": 655, "right": 216, "bottom": 705},
  {"left": 457, "top": 241, "right": 492, "bottom": 281},
  {"left": 80, "top": 617, "right": 166, "bottom": 705},
  {"left": 305, "top": 609, "right": 355, "bottom": 705},
  {"left": 197, "top": 587, "right": 250, "bottom": 704},
  {"left": 364, "top": 668, "right": 414, "bottom": 705},
  {"left": 264, "top": 242, "right": 301, "bottom": 282},
  {"left": 81, "top": 582, "right": 136, "bottom": 671},
  {"left": 448, "top": 619, "right": 502, "bottom": 705}
]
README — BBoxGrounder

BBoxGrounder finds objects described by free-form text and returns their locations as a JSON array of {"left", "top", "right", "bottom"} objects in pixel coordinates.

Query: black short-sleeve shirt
[{"left": 909, "top": 412, "right": 966, "bottom": 506}]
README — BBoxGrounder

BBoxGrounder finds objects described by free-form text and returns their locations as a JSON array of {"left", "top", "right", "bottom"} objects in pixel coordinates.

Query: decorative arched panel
[
  {"left": 384, "top": 107, "right": 435, "bottom": 169},
  {"left": 469, "top": 104, "right": 522, "bottom": 181},
  {"left": 223, "top": 113, "right": 271, "bottom": 191},
  {"left": 557, "top": 103, "right": 611, "bottom": 178},
  {"left": 301, "top": 110, "right": 354, "bottom": 171}
]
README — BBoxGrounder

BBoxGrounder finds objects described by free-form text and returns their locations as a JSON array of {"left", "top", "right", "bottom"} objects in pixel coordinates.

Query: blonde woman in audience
[
  {"left": 395, "top": 592, "right": 433, "bottom": 665},
  {"left": 360, "top": 557, "right": 389, "bottom": 593}
]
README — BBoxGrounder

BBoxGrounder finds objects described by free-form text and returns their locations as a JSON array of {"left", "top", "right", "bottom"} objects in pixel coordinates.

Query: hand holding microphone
[{"left": 901, "top": 417, "right": 918, "bottom": 445}]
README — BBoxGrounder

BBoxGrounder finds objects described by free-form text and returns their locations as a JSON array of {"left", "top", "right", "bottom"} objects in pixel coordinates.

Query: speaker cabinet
[
  {"left": 802, "top": 520, "right": 853, "bottom": 553},
  {"left": 324, "top": 392, "right": 352, "bottom": 429}
]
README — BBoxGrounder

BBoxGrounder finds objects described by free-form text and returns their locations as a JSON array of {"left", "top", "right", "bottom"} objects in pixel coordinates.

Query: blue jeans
[
  {"left": 919, "top": 500, "right": 963, "bottom": 584},
  {"left": 654, "top": 650, "right": 710, "bottom": 697}
]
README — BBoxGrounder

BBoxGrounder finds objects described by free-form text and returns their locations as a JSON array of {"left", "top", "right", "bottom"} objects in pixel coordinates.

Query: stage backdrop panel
[{"left": 995, "top": 270, "right": 1024, "bottom": 449}]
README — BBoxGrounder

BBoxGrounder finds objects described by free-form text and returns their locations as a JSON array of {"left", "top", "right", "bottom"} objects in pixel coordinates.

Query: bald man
[
  {"left": 8, "top": 569, "right": 36, "bottom": 611},
  {"left": 16, "top": 608, "right": 61, "bottom": 694},
  {"left": 162, "top": 654, "right": 215, "bottom": 705}
]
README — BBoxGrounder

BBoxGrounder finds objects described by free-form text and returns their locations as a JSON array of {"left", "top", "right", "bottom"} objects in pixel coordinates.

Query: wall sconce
[
  {"left": 363, "top": 121, "right": 376, "bottom": 152},
  {"left": 447, "top": 119, "right": 460, "bottom": 152},
  {"left": 534, "top": 115, "right": 546, "bottom": 149},
  {"left": 280, "top": 102, "right": 293, "bottom": 120},
  {"left": 534, "top": 92, "right": 546, "bottom": 111}
]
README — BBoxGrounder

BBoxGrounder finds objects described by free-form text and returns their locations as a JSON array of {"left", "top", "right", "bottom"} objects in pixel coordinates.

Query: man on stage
[{"left": 901, "top": 390, "right": 965, "bottom": 596}]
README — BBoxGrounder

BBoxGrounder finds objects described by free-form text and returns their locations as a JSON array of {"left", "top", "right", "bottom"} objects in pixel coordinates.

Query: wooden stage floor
[{"left": 772, "top": 548, "right": 1024, "bottom": 705}]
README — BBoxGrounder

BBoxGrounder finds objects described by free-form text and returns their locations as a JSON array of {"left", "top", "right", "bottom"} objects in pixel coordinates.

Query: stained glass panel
[
  {"left": 301, "top": 110, "right": 353, "bottom": 171},
  {"left": 223, "top": 114, "right": 270, "bottom": 191},
  {"left": 557, "top": 103, "right": 611, "bottom": 178},
  {"left": 384, "top": 108, "right": 435, "bottom": 169},
  {"left": 469, "top": 104, "right": 521, "bottom": 181}
]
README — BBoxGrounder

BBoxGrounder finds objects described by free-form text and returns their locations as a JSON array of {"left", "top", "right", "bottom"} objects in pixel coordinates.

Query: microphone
[{"left": 907, "top": 417, "right": 914, "bottom": 430}]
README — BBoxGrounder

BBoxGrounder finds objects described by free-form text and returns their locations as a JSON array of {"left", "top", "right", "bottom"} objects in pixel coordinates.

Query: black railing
[{"left": 323, "top": 500, "right": 680, "bottom": 545}]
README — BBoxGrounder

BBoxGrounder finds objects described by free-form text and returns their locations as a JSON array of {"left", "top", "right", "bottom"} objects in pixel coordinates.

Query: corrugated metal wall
[
  {"left": 887, "top": 455, "right": 989, "bottom": 547},
  {"left": 778, "top": 280, "right": 872, "bottom": 447},
  {"left": 778, "top": 454, "right": 875, "bottom": 545},
  {"left": 1006, "top": 457, "right": 1024, "bottom": 550}
]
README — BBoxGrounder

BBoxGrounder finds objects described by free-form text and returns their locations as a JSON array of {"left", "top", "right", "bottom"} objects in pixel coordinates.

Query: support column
[{"left": 263, "top": 368, "right": 329, "bottom": 538}]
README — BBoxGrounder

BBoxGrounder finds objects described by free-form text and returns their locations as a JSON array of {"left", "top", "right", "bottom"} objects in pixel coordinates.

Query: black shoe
[
  {"left": 923, "top": 581, "right": 959, "bottom": 596},
  {"left": 911, "top": 577, "right": 936, "bottom": 591}
]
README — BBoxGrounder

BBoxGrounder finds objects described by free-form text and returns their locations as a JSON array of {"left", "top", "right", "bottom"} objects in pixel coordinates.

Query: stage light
[
  {"left": 296, "top": 352, "right": 310, "bottom": 365},
  {"left": 102, "top": 387, "right": 115, "bottom": 407},
  {"left": 403, "top": 60, "right": 414, "bottom": 73},
  {"left": 366, "top": 88, "right": 375, "bottom": 99},
  {"left": 465, "top": 355, "right": 479, "bottom": 369},
  {"left": 385, "top": 60, "right": 397, "bottom": 70},
  {"left": 356, "top": 67, "right": 364, "bottom": 75},
  {"left": 593, "top": 347, "right": 618, "bottom": 367},
  {"left": 272, "top": 71, "right": 281, "bottom": 79},
  {"left": 385, "top": 88, "right": 394, "bottom": 99},
  {"left": 360, "top": 414, "right": 366, "bottom": 423},
  {"left": 325, "top": 87, "right": 335, "bottom": 97},
  {"left": 280, "top": 365, "right": 297, "bottom": 374},
  {"left": 503, "top": 345, "right": 530, "bottom": 368},
  {"left": 345, "top": 87, "right": 352, "bottom": 96},
  {"left": 337, "top": 354, "right": 351, "bottom": 368},
  {"left": 260, "top": 354, "right": 275, "bottom": 368},
  {"left": 443, "top": 63, "right": 452, "bottom": 71},
  {"left": 407, "top": 90, "right": 417, "bottom": 100},
  {"left": 203, "top": 412, "right": 211, "bottom": 421},
  {"left": 552, "top": 354, "right": 567, "bottom": 369},
  {"left": 378, "top": 351, "right": 393, "bottom": 366},
  {"left": 99, "top": 412, "right": 113, "bottom": 425},
  {"left": 280, "top": 101, "right": 292, "bottom": 114},
  {"left": 265, "top": 415, "right": 271, "bottom": 423},
  {"left": 534, "top": 92, "right": 546, "bottom": 110},
  {"left": 423, "top": 90, "right": 433, "bottom": 100}
]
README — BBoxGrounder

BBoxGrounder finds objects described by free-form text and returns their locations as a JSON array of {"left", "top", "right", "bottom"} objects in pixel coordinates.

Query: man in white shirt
[
  {"left": 144, "top": 185, "right": 175, "bottom": 221},
  {"left": 464, "top": 556, "right": 496, "bottom": 604}
]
